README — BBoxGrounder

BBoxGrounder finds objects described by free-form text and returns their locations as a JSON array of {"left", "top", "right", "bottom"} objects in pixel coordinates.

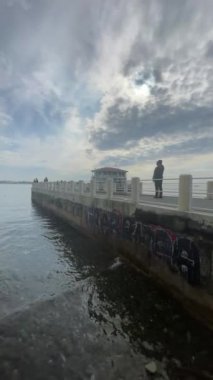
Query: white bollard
[
  {"left": 64, "top": 182, "right": 68, "bottom": 193},
  {"left": 107, "top": 178, "right": 113, "bottom": 200},
  {"left": 69, "top": 181, "right": 74, "bottom": 193},
  {"left": 124, "top": 181, "right": 128, "bottom": 194},
  {"left": 79, "top": 180, "right": 85, "bottom": 195},
  {"left": 140, "top": 181, "right": 143, "bottom": 196},
  {"left": 131, "top": 177, "right": 140, "bottom": 204},
  {"left": 55, "top": 182, "right": 59, "bottom": 193},
  {"left": 58, "top": 182, "right": 63, "bottom": 193},
  {"left": 207, "top": 181, "right": 213, "bottom": 200},
  {"left": 90, "top": 178, "right": 96, "bottom": 198},
  {"left": 178, "top": 175, "right": 192, "bottom": 212}
]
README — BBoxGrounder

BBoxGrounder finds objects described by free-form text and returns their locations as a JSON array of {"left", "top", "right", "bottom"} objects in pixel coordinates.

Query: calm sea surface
[{"left": 0, "top": 184, "right": 212, "bottom": 380}]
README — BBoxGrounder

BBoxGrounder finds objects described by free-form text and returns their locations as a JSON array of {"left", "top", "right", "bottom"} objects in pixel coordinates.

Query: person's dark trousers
[{"left": 154, "top": 180, "right": 163, "bottom": 198}]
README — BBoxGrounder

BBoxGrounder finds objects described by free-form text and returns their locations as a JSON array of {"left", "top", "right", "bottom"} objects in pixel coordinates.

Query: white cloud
[
  {"left": 0, "top": 111, "right": 12, "bottom": 128},
  {"left": 0, "top": 0, "right": 213, "bottom": 180},
  {"left": 0, "top": 109, "right": 98, "bottom": 179}
]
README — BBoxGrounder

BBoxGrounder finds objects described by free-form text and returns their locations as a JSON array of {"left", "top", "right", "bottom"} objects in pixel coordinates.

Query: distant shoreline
[{"left": 0, "top": 181, "right": 32, "bottom": 184}]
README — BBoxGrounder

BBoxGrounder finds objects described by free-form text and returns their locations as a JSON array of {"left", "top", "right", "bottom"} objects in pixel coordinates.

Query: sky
[{"left": 0, "top": 0, "right": 213, "bottom": 181}]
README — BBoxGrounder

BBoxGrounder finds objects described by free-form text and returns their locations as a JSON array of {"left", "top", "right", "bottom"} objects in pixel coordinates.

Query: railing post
[
  {"left": 69, "top": 181, "right": 74, "bottom": 193},
  {"left": 178, "top": 175, "right": 192, "bottom": 212},
  {"left": 79, "top": 180, "right": 84, "bottom": 195},
  {"left": 85, "top": 182, "right": 90, "bottom": 194},
  {"left": 124, "top": 181, "right": 128, "bottom": 194},
  {"left": 61, "top": 182, "right": 66, "bottom": 193},
  {"left": 64, "top": 181, "right": 69, "bottom": 193},
  {"left": 58, "top": 182, "right": 62, "bottom": 193},
  {"left": 90, "top": 178, "right": 96, "bottom": 198},
  {"left": 107, "top": 178, "right": 113, "bottom": 200},
  {"left": 131, "top": 177, "right": 140, "bottom": 204},
  {"left": 140, "top": 181, "right": 143, "bottom": 196},
  {"left": 207, "top": 181, "right": 213, "bottom": 200}
]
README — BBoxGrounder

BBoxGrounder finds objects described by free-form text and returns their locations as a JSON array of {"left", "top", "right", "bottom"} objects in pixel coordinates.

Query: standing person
[{"left": 153, "top": 160, "right": 164, "bottom": 198}]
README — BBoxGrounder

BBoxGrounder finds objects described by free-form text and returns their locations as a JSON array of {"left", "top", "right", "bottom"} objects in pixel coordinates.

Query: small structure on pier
[{"left": 91, "top": 167, "right": 128, "bottom": 192}]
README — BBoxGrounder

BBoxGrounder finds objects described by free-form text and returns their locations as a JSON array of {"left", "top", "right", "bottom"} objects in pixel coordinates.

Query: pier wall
[{"left": 32, "top": 187, "right": 213, "bottom": 329}]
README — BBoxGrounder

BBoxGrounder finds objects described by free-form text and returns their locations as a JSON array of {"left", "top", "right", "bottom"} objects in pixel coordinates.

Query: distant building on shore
[{"left": 91, "top": 167, "right": 128, "bottom": 192}]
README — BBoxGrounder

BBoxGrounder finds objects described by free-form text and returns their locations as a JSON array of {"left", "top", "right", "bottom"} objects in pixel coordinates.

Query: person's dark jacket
[{"left": 153, "top": 165, "right": 164, "bottom": 180}]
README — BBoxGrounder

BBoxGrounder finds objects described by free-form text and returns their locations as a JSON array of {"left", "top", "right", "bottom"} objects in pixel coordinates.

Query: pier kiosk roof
[{"left": 92, "top": 167, "right": 128, "bottom": 174}]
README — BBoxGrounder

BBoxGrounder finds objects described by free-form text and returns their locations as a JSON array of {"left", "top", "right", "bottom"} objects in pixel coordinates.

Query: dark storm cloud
[
  {"left": 1, "top": 0, "right": 213, "bottom": 169},
  {"left": 122, "top": 0, "right": 209, "bottom": 75},
  {"left": 0, "top": 0, "right": 106, "bottom": 136},
  {"left": 0, "top": 0, "right": 100, "bottom": 76},
  {"left": 90, "top": 102, "right": 213, "bottom": 151},
  {"left": 88, "top": 0, "right": 213, "bottom": 158},
  {"left": 0, "top": 0, "right": 137, "bottom": 126},
  {"left": 100, "top": 136, "right": 213, "bottom": 169}
]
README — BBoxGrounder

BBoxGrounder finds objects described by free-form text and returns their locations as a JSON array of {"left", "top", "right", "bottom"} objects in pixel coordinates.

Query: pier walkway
[
  {"left": 139, "top": 195, "right": 213, "bottom": 214},
  {"left": 33, "top": 174, "right": 213, "bottom": 220}
]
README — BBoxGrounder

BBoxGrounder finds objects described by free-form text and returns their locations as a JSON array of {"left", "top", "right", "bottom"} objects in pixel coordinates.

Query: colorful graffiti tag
[{"left": 86, "top": 207, "right": 200, "bottom": 285}]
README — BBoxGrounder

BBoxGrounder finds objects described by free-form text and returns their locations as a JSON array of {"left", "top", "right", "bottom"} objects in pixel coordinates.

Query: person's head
[{"left": 156, "top": 160, "right": 162, "bottom": 166}]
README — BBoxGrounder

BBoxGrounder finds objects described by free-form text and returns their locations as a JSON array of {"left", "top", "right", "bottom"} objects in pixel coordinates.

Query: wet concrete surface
[{"left": 0, "top": 185, "right": 213, "bottom": 380}]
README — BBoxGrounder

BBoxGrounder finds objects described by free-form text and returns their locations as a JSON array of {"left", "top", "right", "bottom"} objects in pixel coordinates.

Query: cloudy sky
[{"left": 0, "top": 0, "right": 213, "bottom": 181}]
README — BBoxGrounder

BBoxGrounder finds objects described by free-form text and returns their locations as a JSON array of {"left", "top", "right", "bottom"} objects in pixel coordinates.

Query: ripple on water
[{"left": 0, "top": 185, "right": 213, "bottom": 380}]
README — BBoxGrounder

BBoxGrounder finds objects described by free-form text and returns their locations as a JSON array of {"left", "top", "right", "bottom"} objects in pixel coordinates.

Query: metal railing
[
  {"left": 141, "top": 178, "right": 179, "bottom": 197},
  {"left": 32, "top": 175, "right": 213, "bottom": 214},
  {"left": 192, "top": 177, "right": 213, "bottom": 199}
]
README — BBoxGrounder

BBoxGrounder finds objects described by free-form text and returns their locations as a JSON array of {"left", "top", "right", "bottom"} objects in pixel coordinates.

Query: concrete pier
[{"left": 31, "top": 179, "right": 213, "bottom": 329}]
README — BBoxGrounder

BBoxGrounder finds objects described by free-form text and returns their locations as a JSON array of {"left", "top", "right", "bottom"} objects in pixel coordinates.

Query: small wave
[{"left": 108, "top": 257, "right": 123, "bottom": 270}]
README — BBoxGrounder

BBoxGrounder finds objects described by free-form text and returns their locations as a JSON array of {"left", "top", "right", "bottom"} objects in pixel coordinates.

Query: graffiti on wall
[
  {"left": 85, "top": 207, "right": 201, "bottom": 285},
  {"left": 86, "top": 208, "right": 123, "bottom": 236}
]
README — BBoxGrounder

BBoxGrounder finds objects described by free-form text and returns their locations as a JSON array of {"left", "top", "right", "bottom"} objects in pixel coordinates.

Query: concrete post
[
  {"left": 64, "top": 182, "right": 68, "bottom": 193},
  {"left": 124, "top": 181, "right": 128, "bottom": 194},
  {"left": 85, "top": 182, "right": 90, "bottom": 194},
  {"left": 61, "top": 182, "right": 65, "bottom": 192},
  {"left": 107, "top": 178, "right": 113, "bottom": 200},
  {"left": 79, "top": 180, "right": 84, "bottom": 195},
  {"left": 131, "top": 177, "right": 140, "bottom": 204},
  {"left": 207, "top": 181, "right": 213, "bottom": 200},
  {"left": 69, "top": 181, "right": 74, "bottom": 193},
  {"left": 140, "top": 181, "right": 143, "bottom": 196},
  {"left": 59, "top": 182, "right": 63, "bottom": 193},
  {"left": 178, "top": 174, "right": 192, "bottom": 212},
  {"left": 90, "top": 178, "right": 96, "bottom": 198}
]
